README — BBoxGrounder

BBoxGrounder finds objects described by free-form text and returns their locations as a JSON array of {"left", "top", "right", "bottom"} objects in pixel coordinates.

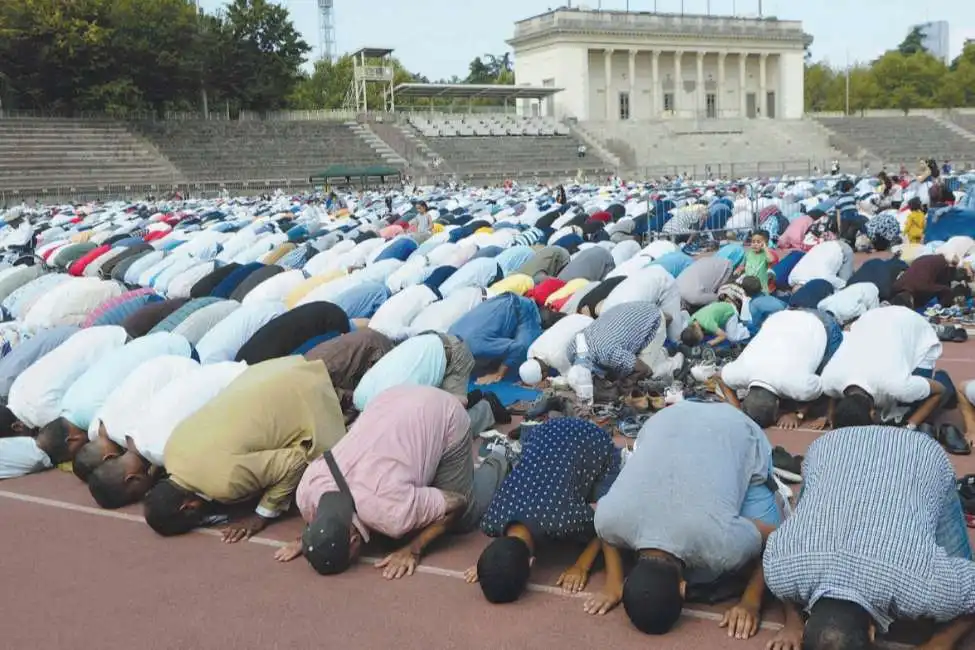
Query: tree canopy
[{"left": 0, "top": 0, "right": 310, "bottom": 115}]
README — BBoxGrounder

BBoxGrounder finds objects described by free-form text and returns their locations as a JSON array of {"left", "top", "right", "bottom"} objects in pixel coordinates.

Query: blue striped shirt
[
  {"left": 763, "top": 426, "right": 975, "bottom": 631},
  {"left": 566, "top": 302, "right": 662, "bottom": 376}
]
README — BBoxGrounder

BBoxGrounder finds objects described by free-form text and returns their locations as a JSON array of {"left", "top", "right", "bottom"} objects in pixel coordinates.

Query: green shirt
[
  {"left": 691, "top": 301, "right": 737, "bottom": 334},
  {"left": 742, "top": 249, "right": 770, "bottom": 293}
]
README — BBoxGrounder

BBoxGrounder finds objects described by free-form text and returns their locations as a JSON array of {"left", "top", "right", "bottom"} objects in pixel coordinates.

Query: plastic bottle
[{"left": 570, "top": 333, "right": 594, "bottom": 404}]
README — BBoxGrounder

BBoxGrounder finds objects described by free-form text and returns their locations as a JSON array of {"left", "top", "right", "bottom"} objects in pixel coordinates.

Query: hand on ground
[
  {"left": 766, "top": 628, "right": 802, "bottom": 650},
  {"left": 556, "top": 565, "right": 588, "bottom": 593},
  {"left": 221, "top": 514, "right": 267, "bottom": 544},
  {"left": 776, "top": 413, "right": 800, "bottom": 430},
  {"left": 375, "top": 548, "right": 418, "bottom": 580},
  {"left": 583, "top": 588, "right": 621, "bottom": 615},
  {"left": 274, "top": 540, "right": 302, "bottom": 563},
  {"left": 463, "top": 565, "right": 478, "bottom": 584},
  {"left": 475, "top": 372, "right": 504, "bottom": 385},
  {"left": 720, "top": 603, "right": 761, "bottom": 640}
]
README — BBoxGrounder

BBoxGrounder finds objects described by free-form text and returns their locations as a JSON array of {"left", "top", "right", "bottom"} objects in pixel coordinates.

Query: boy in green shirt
[
  {"left": 680, "top": 300, "right": 738, "bottom": 347},
  {"left": 739, "top": 230, "right": 775, "bottom": 293}
]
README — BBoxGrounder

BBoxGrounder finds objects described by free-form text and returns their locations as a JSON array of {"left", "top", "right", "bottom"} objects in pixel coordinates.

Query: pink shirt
[
  {"left": 296, "top": 385, "right": 470, "bottom": 540},
  {"left": 777, "top": 215, "right": 813, "bottom": 250},
  {"left": 379, "top": 225, "right": 405, "bottom": 240}
]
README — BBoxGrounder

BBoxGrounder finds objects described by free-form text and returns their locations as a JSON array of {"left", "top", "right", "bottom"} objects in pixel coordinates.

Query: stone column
[
  {"left": 673, "top": 50, "right": 683, "bottom": 117},
  {"left": 696, "top": 51, "right": 705, "bottom": 118},
  {"left": 739, "top": 52, "right": 748, "bottom": 118},
  {"left": 759, "top": 52, "right": 768, "bottom": 118},
  {"left": 604, "top": 48, "right": 614, "bottom": 120},
  {"left": 717, "top": 51, "right": 727, "bottom": 118},
  {"left": 628, "top": 49, "right": 637, "bottom": 120},
  {"left": 651, "top": 50, "right": 660, "bottom": 118}
]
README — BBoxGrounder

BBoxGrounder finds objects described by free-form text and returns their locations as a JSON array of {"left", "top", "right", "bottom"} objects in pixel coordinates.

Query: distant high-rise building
[{"left": 916, "top": 21, "right": 950, "bottom": 64}]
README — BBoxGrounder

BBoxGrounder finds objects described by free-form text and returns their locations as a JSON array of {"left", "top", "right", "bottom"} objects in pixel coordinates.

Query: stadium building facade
[{"left": 508, "top": 8, "right": 809, "bottom": 122}]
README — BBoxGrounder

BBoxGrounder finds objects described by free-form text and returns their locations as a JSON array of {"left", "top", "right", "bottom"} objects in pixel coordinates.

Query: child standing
[
  {"left": 740, "top": 231, "right": 775, "bottom": 294},
  {"left": 903, "top": 197, "right": 926, "bottom": 244}
]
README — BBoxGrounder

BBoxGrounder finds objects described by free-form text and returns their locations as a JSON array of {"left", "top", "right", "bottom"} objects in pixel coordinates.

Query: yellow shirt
[
  {"left": 904, "top": 210, "right": 926, "bottom": 244},
  {"left": 261, "top": 242, "right": 296, "bottom": 265},
  {"left": 544, "top": 278, "right": 590, "bottom": 306},
  {"left": 164, "top": 357, "right": 346, "bottom": 516},
  {"left": 284, "top": 270, "right": 347, "bottom": 308},
  {"left": 488, "top": 273, "right": 535, "bottom": 296}
]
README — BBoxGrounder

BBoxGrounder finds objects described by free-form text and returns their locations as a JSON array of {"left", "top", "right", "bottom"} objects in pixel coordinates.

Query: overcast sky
[{"left": 199, "top": 0, "right": 971, "bottom": 79}]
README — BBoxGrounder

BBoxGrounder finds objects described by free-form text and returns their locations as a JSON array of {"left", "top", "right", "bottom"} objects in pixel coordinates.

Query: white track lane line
[
  {"left": 0, "top": 489, "right": 776, "bottom": 630},
  {"left": 0, "top": 489, "right": 922, "bottom": 646}
]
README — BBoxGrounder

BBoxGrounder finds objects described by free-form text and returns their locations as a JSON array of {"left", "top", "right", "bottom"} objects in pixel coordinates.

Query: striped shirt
[
  {"left": 763, "top": 426, "right": 975, "bottom": 632},
  {"left": 566, "top": 302, "right": 662, "bottom": 376}
]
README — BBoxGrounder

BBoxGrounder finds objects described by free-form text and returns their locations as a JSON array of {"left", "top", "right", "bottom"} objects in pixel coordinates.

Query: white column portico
[
  {"left": 759, "top": 52, "right": 768, "bottom": 118},
  {"left": 673, "top": 50, "right": 683, "bottom": 115},
  {"left": 650, "top": 50, "right": 660, "bottom": 118},
  {"left": 696, "top": 51, "right": 705, "bottom": 117},
  {"left": 604, "top": 48, "right": 614, "bottom": 120},
  {"left": 628, "top": 49, "right": 637, "bottom": 119},
  {"left": 717, "top": 51, "right": 727, "bottom": 118},
  {"left": 739, "top": 52, "right": 748, "bottom": 117}
]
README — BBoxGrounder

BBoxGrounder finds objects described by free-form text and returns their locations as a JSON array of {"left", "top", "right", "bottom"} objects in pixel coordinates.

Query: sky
[{"left": 200, "top": 0, "right": 975, "bottom": 79}]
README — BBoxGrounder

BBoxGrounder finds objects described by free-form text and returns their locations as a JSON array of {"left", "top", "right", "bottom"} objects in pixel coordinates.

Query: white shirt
[
  {"left": 611, "top": 240, "right": 641, "bottom": 266},
  {"left": 527, "top": 314, "right": 593, "bottom": 375},
  {"left": 821, "top": 306, "right": 941, "bottom": 409},
  {"left": 936, "top": 236, "right": 975, "bottom": 264},
  {"left": 408, "top": 287, "right": 485, "bottom": 335},
  {"left": 297, "top": 274, "right": 362, "bottom": 307},
  {"left": 721, "top": 310, "right": 826, "bottom": 402},
  {"left": 165, "top": 262, "right": 215, "bottom": 299},
  {"left": 0, "top": 436, "right": 52, "bottom": 480},
  {"left": 386, "top": 256, "right": 430, "bottom": 293},
  {"left": 639, "top": 240, "right": 679, "bottom": 260},
  {"left": 817, "top": 283, "right": 880, "bottom": 325},
  {"left": 88, "top": 356, "right": 200, "bottom": 443},
  {"left": 241, "top": 269, "right": 306, "bottom": 305},
  {"left": 7, "top": 325, "right": 129, "bottom": 428},
  {"left": 606, "top": 255, "right": 651, "bottom": 280},
  {"left": 23, "top": 278, "right": 124, "bottom": 328},
  {"left": 131, "top": 361, "right": 248, "bottom": 466},
  {"left": 788, "top": 241, "right": 846, "bottom": 289},
  {"left": 368, "top": 285, "right": 438, "bottom": 341},
  {"left": 195, "top": 300, "right": 286, "bottom": 364},
  {"left": 601, "top": 266, "right": 681, "bottom": 316}
]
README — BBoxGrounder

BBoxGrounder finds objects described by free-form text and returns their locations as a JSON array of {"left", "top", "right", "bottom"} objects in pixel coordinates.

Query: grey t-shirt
[
  {"left": 675, "top": 257, "right": 733, "bottom": 307},
  {"left": 595, "top": 401, "right": 770, "bottom": 580}
]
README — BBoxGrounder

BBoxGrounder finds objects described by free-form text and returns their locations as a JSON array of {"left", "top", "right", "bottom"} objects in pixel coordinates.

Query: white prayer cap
[{"left": 519, "top": 359, "right": 543, "bottom": 385}]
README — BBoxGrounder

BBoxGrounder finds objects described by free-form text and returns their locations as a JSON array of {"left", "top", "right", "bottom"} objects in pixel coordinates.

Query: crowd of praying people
[{"left": 1, "top": 169, "right": 975, "bottom": 650}]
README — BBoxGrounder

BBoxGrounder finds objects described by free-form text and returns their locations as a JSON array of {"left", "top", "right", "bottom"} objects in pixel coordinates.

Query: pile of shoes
[
  {"left": 772, "top": 446, "right": 803, "bottom": 484},
  {"left": 957, "top": 474, "right": 975, "bottom": 528}
]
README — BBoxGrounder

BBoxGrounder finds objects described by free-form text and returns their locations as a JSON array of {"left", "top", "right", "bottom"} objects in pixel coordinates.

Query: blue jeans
[
  {"left": 936, "top": 488, "right": 973, "bottom": 560},
  {"left": 748, "top": 295, "right": 788, "bottom": 334},
  {"left": 741, "top": 456, "right": 783, "bottom": 527},
  {"left": 806, "top": 309, "right": 844, "bottom": 372}
]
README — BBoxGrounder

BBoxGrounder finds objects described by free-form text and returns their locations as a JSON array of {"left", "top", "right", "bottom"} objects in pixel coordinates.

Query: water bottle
[{"left": 570, "top": 333, "right": 594, "bottom": 404}]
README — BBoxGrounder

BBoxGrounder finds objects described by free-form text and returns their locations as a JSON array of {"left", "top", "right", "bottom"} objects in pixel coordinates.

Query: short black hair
[
  {"left": 476, "top": 537, "right": 532, "bottom": 604},
  {"left": 35, "top": 418, "right": 71, "bottom": 465},
  {"left": 752, "top": 230, "right": 770, "bottom": 243},
  {"left": 143, "top": 480, "right": 201, "bottom": 537},
  {"left": 833, "top": 391, "right": 874, "bottom": 428},
  {"left": 539, "top": 307, "right": 566, "bottom": 330},
  {"left": 680, "top": 324, "right": 703, "bottom": 347},
  {"left": 907, "top": 197, "right": 923, "bottom": 212},
  {"left": 72, "top": 441, "right": 107, "bottom": 482},
  {"left": 741, "top": 386, "right": 780, "bottom": 428},
  {"left": 88, "top": 458, "right": 138, "bottom": 509},
  {"left": 889, "top": 292, "right": 914, "bottom": 309},
  {"left": 871, "top": 235, "right": 890, "bottom": 252},
  {"left": 0, "top": 404, "right": 17, "bottom": 437},
  {"left": 622, "top": 558, "right": 684, "bottom": 635},
  {"left": 803, "top": 598, "right": 874, "bottom": 650},
  {"left": 740, "top": 275, "right": 763, "bottom": 298}
]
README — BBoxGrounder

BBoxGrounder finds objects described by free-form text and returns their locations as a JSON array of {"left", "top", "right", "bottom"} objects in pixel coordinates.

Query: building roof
[
  {"left": 393, "top": 83, "right": 563, "bottom": 100},
  {"left": 350, "top": 47, "right": 394, "bottom": 60}
]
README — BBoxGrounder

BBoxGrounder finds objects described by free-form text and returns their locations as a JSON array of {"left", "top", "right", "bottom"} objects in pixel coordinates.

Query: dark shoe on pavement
[
  {"left": 483, "top": 391, "right": 512, "bottom": 425},
  {"left": 919, "top": 423, "right": 937, "bottom": 440},
  {"left": 772, "top": 446, "right": 803, "bottom": 483},
  {"left": 466, "top": 389, "right": 483, "bottom": 407},
  {"left": 937, "top": 424, "right": 971, "bottom": 455}
]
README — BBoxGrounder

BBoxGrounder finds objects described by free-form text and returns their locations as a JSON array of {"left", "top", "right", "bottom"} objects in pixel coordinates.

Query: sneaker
[
  {"left": 772, "top": 446, "right": 803, "bottom": 483},
  {"left": 689, "top": 361, "right": 717, "bottom": 383},
  {"left": 482, "top": 437, "right": 522, "bottom": 465},
  {"left": 664, "top": 383, "right": 684, "bottom": 405}
]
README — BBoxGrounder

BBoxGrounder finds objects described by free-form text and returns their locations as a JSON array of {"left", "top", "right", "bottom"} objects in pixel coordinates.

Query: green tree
[
  {"left": 220, "top": 0, "right": 311, "bottom": 112},
  {"left": 804, "top": 62, "right": 838, "bottom": 112},
  {"left": 897, "top": 26, "right": 928, "bottom": 56}
]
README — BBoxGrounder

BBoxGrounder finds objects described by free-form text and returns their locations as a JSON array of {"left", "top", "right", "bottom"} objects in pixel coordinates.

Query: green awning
[{"left": 310, "top": 165, "right": 402, "bottom": 181}]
